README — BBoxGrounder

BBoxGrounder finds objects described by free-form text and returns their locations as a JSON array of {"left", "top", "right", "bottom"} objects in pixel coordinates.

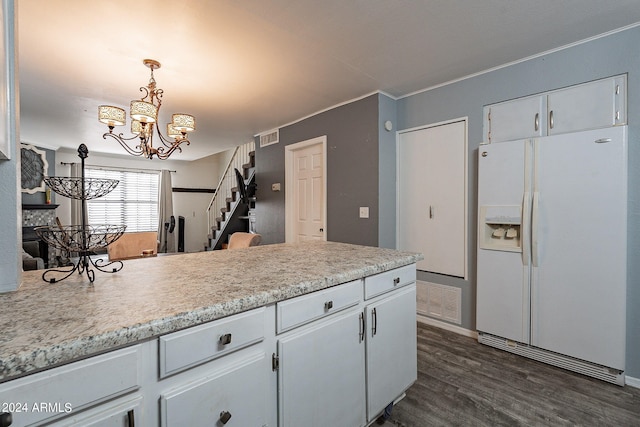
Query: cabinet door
[
  {"left": 160, "top": 352, "right": 268, "bottom": 427},
  {"left": 366, "top": 285, "right": 417, "bottom": 421},
  {"left": 278, "top": 308, "right": 366, "bottom": 427},
  {"left": 547, "top": 76, "right": 626, "bottom": 135},
  {"left": 484, "top": 95, "right": 544, "bottom": 143}
]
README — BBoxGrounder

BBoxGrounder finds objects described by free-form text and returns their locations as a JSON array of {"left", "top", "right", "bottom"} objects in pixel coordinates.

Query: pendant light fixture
[{"left": 98, "top": 59, "right": 195, "bottom": 160}]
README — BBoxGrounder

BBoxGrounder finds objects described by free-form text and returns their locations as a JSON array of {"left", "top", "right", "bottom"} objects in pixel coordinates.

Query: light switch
[
  {"left": 272, "top": 183, "right": 281, "bottom": 191},
  {"left": 359, "top": 207, "right": 369, "bottom": 218}
]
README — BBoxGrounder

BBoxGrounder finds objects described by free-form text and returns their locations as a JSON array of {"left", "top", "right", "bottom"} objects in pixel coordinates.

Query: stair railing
[{"left": 207, "top": 141, "right": 255, "bottom": 235}]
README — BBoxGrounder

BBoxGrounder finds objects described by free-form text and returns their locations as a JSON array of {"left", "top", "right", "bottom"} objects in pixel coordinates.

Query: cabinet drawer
[
  {"left": 364, "top": 264, "right": 416, "bottom": 300},
  {"left": 277, "top": 280, "right": 362, "bottom": 333},
  {"left": 160, "top": 352, "right": 268, "bottom": 427},
  {"left": 49, "top": 395, "right": 142, "bottom": 427},
  {"left": 159, "top": 307, "right": 265, "bottom": 378},
  {"left": 0, "top": 346, "right": 141, "bottom": 427}
]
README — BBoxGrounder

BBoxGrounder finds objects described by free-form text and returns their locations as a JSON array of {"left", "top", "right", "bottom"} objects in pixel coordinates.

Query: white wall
[{"left": 55, "top": 147, "right": 231, "bottom": 253}]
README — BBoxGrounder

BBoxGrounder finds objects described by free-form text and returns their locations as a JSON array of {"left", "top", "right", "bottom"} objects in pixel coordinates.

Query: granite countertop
[{"left": 0, "top": 241, "right": 422, "bottom": 382}]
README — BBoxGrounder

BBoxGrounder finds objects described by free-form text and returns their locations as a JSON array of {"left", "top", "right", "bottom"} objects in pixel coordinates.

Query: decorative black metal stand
[{"left": 35, "top": 144, "right": 127, "bottom": 283}]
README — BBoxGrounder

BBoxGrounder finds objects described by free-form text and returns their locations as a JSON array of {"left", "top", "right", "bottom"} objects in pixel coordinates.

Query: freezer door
[
  {"left": 530, "top": 126, "right": 627, "bottom": 370},
  {"left": 476, "top": 140, "right": 531, "bottom": 343}
]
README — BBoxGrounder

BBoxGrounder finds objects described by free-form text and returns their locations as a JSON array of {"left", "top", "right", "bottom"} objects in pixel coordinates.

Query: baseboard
[
  {"left": 626, "top": 375, "right": 640, "bottom": 389},
  {"left": 417, "top": 313, "right": 477, "bottom": 339}
]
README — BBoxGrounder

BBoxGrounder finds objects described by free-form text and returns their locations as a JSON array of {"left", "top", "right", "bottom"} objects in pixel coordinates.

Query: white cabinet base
[
  {"left": 365, "top": 285, "right": 417, "bottom": 421},
  {"left": 278, "top": 308, "right": 366, "bottom": 427}
]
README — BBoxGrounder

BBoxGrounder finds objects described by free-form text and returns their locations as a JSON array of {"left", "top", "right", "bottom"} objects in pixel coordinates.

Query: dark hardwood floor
[{"left": 384, "top": 322, "right": 640, "bottom": 427}]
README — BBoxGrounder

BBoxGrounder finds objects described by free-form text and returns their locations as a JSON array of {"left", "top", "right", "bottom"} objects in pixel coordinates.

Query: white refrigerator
[{"left": 476, "top": 126, "right": 627, "bottom": 383}]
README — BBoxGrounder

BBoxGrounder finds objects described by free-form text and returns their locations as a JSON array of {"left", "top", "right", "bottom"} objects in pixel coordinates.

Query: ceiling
[{"left": 18, "top": 0, "right": 640, "bottom": 161}]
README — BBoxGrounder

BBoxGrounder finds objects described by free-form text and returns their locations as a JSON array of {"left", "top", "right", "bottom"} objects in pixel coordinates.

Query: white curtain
[{"left": 158, "top": 169, "right": 175, "bottom": 253}]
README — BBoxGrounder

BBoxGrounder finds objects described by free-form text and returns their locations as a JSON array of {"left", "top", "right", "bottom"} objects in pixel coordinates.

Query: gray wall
[
  {"left": 397, "top": 26, "right": 640, "bottom": 378},
  {"left": 255, "top": 94, "right": 380, "bottom": 246},
  {"left": 377, "top": 94, "right": 397, "bottom": 249}
]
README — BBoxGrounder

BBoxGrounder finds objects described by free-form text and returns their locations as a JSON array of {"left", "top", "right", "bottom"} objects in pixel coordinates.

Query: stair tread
[{"left": 206, "top": 147, "right": 256, "bottom": 250}]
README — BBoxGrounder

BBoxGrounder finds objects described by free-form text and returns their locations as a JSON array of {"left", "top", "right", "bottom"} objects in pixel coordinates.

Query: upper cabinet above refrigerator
[{"left": 483, "top": 75, "right": 626, "bottom": 143}]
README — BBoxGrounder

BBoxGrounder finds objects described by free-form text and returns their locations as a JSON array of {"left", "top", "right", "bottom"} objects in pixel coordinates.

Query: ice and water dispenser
[{"left": 479, "top": 205, "right": 522, "bottom": 252}]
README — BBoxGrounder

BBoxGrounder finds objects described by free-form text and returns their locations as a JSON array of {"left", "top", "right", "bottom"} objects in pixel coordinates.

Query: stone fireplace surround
[{"left": 22, "top": 204, "right": 58, "bottom": 268}]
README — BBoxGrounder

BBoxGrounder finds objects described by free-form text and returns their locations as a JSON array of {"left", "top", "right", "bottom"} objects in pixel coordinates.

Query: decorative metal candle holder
[{"left": 35, "top": 144, "right": 126, "bottom": 283}]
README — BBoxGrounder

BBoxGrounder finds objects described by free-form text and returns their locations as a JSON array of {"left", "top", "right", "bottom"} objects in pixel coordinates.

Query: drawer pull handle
[
  {"left": 0, "top": 412, "right": 12, "bottom": 427},
  {"left": 219, "top": 333, "right": 232, "bottom": 345},
  {"left": 324, "top": 300, "right": 334, "bottom": 310},
  {"left": 393, "top": 277, "right": 400, "bottom": 285},
  {"left": 127, "top": 409, "right": 135, "bottom": 427},
  {"left": 220, "top": 410, "right": 232, "bottom": 424}
]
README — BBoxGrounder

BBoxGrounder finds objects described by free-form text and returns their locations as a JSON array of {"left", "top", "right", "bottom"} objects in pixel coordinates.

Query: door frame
[{"left": 285, "top": 135, "right": 328, "bottom": 243}]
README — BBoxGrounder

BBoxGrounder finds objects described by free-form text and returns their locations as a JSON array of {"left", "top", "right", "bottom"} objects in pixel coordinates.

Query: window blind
[{"left": 85, "top": 168, "right": 159, "bottom": 233}]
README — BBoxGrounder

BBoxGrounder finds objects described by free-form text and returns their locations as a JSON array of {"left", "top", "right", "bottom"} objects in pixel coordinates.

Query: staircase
[{"left": 206, "top": 141, "right": 256, "bottom": 250}]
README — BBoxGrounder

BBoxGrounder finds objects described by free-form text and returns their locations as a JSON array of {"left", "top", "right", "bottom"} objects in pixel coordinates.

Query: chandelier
[{"left": 98, "top": 59, "right": 195, "bottom": 160}]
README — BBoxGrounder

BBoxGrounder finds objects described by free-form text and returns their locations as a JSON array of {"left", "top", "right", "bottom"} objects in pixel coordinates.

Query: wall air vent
[{"left": 259, "top": 129, "right": 279, "bottom": 147}]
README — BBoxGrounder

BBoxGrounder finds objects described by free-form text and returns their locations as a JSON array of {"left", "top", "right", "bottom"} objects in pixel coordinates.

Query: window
[{"left": 85, "top": 168, "right": 159, "bottom": 233}]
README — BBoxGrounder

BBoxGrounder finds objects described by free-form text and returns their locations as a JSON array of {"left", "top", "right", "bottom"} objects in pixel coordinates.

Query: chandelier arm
[
  {"left": 139, "top": 86, "right": 150, "bottom": 102},
  {"left": 155, "top": 138, "right": 191, "bottom": 160},
  {"left": 154, "top": 124, "right": 182, "bottom": 148},
  {"left": 102, "top": 132, "right": 146, "bottom": 157}
]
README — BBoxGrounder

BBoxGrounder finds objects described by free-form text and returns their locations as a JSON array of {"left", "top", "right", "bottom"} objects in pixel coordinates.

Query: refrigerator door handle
[
  {"left": 522, "top": 192, "right": 531, "bottom": 266},
  {"left": 531, "top": 191, "right": 540, "bottom": 267}
]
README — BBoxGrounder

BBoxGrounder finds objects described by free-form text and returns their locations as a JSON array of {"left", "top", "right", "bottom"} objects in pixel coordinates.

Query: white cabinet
[
  {"left": 365, "top": 285, "right": 417, "bottom": 421},
  {"left": 546, "top": 76, "right": 625, "bottom": 135},
  {"left": 483, "top": 75, "right": 626, "bottom": 143},
  {"left": 157, "top": 306, "right": 274, "bottom": 427},
  {"left": 0, "top": 346, "right": 142, "bottom": 427},
  {"left": 160, "top": 352, "right": 269, "bottom": 427},
  {"left": 276, "top": 265, "right": 418, "bottom": 426},
  {"left": 277, "top": 308, "right": 366, "bottom": 427},
  {"left": 363, "top": 267, "right": 417, "bottom": 422},
  {"left": 484, "top": 94, "right": 545, "bottom": 143}
]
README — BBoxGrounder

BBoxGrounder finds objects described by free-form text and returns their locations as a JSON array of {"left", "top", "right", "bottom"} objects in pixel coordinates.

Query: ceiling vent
[{"left": 259, "top": 129, "right": 279, "bottom": 147}]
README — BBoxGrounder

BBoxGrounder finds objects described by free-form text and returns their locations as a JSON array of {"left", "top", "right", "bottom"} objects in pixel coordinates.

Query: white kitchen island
[{"left": 0, "top": 241, "right": 422, "bottom": 427}]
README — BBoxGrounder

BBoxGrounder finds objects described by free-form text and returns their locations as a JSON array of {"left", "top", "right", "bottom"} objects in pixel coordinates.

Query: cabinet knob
[
  {"left": 324, "top": 301, "right": 333, "bottom": 310},
  {"left": 219, "top": 333, "right": 232, "bottom": 345},
  {"left": 219, "top": 410, "right": 232, "bottom": 424},
  {"left": 0, "top": 412, "right": 12, "bottom": 427}
]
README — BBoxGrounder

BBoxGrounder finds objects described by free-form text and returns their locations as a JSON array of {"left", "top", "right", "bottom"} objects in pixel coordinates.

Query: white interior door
[
  {"left": 397, "top": 120, "right": 467, "bottom": 278},
  {"left": 286, "top": 137, "right": 327, "bottom": 243}
]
